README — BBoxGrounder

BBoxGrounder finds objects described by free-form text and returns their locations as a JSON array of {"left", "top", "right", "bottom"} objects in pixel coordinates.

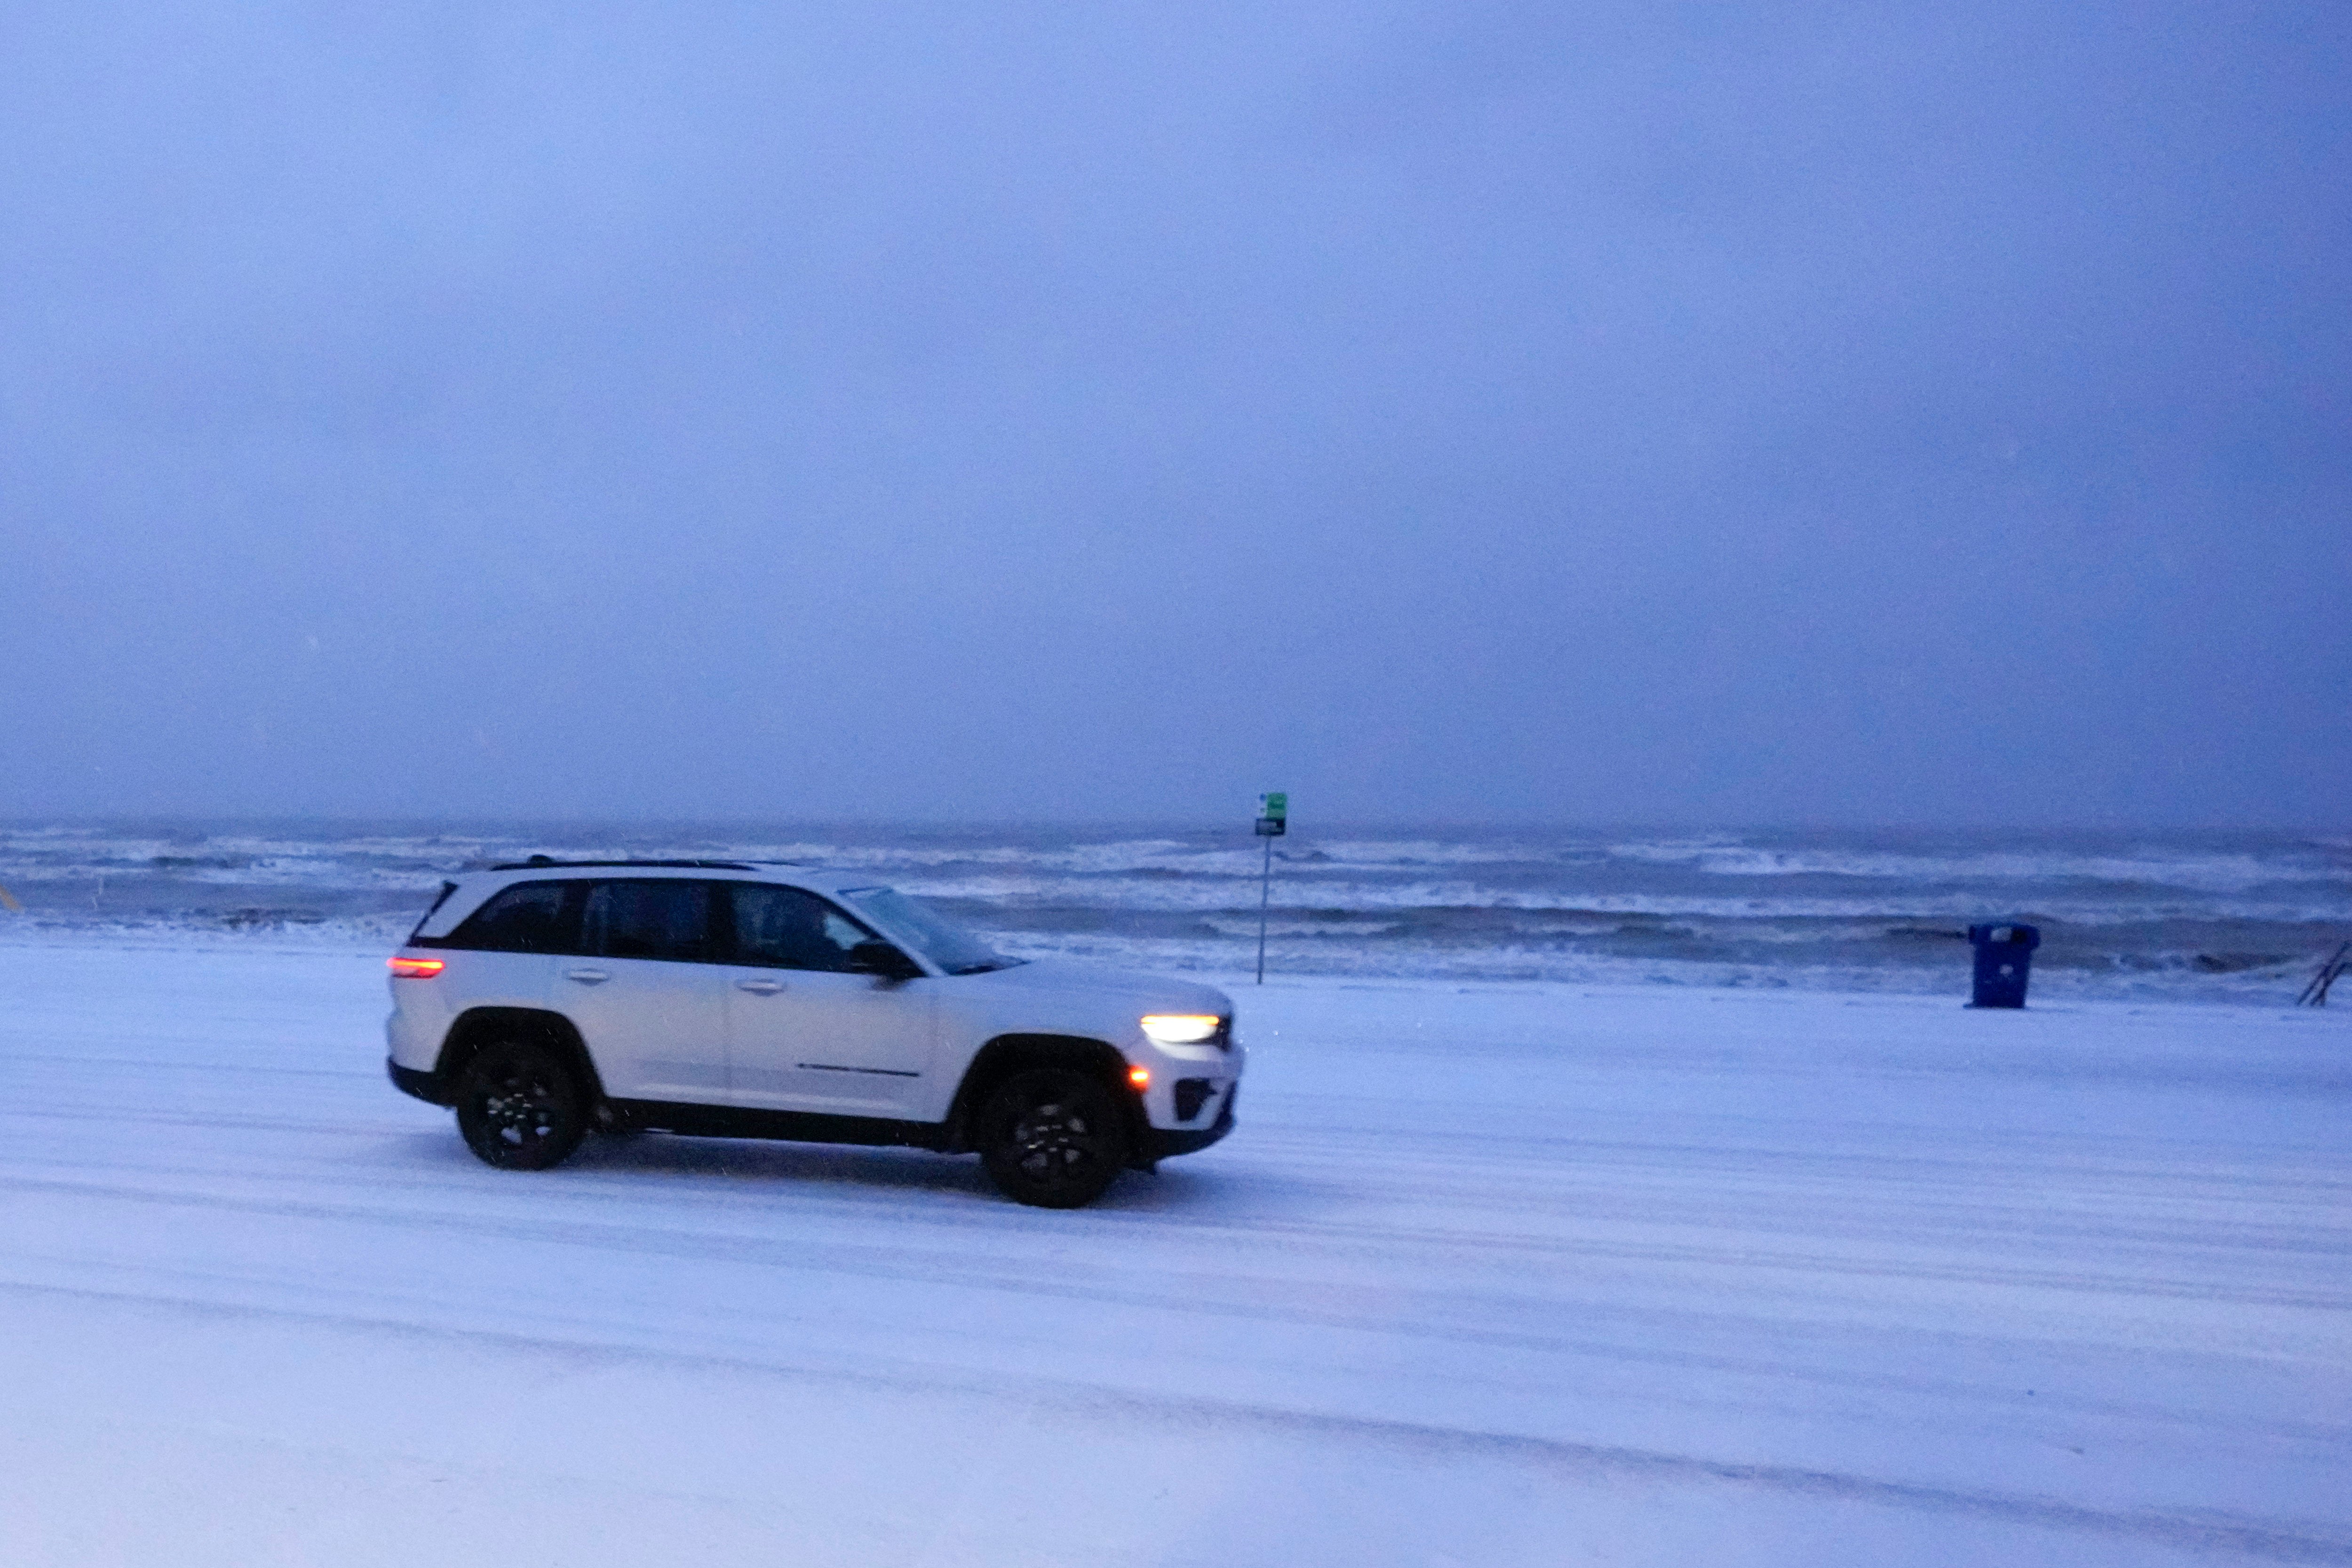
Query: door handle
[
  {"left": 564, "top": 968, "right": 611, "bottom": 984},
  {"left": 735, "top": 977, "right": 785, "bottom": 994}
]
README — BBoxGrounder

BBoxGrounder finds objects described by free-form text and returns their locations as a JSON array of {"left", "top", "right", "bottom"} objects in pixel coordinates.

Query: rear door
[
  {"left": 719, "top": 883, "right": 938, "bottom": 1117},
  {"left": 558, "top": 879, "right": 730, "bottom": 1104}
]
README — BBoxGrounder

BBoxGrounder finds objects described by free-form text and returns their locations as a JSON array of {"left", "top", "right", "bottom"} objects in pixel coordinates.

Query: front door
[
  {"left": 720, "top": 883, "right": 936, "bottom": 1117},
  {"left": 559, "top": 879, "right": 729, "bottom": 1104}
]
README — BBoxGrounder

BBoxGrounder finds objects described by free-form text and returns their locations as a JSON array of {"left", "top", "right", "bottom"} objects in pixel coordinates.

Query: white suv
[{"left": 385, "top": 859, "right": 1240, "bottom": 1207}]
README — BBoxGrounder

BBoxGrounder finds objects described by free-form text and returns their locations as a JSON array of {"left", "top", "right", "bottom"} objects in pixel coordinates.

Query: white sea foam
[
  {"left": 1, "top": 822, "right": 2342, "bottom": 1003},
  {"left": 1600, "top": 840, "right": 2332, "bottom": 897}
]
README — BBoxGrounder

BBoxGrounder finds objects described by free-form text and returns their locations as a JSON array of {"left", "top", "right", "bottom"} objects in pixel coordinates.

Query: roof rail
[{"left": 486, "top": 857, "right": 759, "bottom": 872}]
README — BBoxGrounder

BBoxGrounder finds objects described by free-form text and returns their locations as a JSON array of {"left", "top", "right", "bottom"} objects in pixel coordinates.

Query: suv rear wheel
[
  {"left": 456, "top": 1038, "right": 588, "bottom": 1171},
  {"left": 977, "top": 1067, "right": 1130, "bottom": 1209}
]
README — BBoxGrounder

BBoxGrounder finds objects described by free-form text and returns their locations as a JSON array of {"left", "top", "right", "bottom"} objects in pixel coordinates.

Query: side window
[
  {"left": 446, "top": 881, "right": 573, "bottom": 953},
  {"left": 581, "top": 880, "right": 715, "bottom": 963},
  {"left": 729, "top": 884, "right": 878, "bottom": 972}
]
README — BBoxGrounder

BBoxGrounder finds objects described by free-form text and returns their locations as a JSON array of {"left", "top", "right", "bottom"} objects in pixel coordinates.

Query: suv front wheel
[
  {"left": 456, "top": 1038, "right": 589, "bottom": 1171},
  {"left": 977, "top": 1067, "right": 1130, "bottom": 1209}
]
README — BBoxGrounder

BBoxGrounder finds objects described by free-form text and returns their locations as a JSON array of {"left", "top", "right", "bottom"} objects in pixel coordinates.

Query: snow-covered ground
[{"left": 1, "top": 942, "right": 2346, "bottom": 1566}]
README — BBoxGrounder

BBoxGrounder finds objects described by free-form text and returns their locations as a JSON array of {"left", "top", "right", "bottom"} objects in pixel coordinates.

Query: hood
[{"left": 954, "top": 958, "right": 1232, "bottom": 1015}]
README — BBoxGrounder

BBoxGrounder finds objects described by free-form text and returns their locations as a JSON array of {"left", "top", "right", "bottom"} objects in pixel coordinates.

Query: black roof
[{"left": 486, "top": 856, "right": 761, "bottom": 872}]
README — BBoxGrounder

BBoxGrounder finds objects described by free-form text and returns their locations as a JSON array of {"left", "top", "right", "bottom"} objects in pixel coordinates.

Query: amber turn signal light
[{"left": 389, "top": 956, "right": 445, "bottom": 978}]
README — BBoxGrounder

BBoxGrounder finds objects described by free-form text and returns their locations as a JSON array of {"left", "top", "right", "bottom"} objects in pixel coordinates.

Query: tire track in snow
[
  {"left": 6, "top": 1167, "right": 2344, "bottom": 1314},
  {"left": 1, "top": 1274, "right": 2344, "bottom": 1567},
  {"left": 6, "top": 1171, "right": 2348, "bottom": 1449}
]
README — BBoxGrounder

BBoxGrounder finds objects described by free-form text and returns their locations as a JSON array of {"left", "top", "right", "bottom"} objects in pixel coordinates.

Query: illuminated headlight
[{"left": 1139, "top": 1013, "right": 1223, "bottom": 1046}]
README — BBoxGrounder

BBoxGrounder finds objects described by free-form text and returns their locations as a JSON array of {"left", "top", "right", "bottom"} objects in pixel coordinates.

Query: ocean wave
[
  {"left": 1599, "top": 839, "right": 2344, "bottom": 898},
  {"left": 883, "top": 874, "right": 2349, "bottom": 925},
  {"left": 1200, "top": 917, "right": 1406, "bottom": 938},
  {"left": 3, "top": 822, "right": 2344, "bottom": 1005}
]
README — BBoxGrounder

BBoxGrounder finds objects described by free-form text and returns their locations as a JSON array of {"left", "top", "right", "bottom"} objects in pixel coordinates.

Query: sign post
[{"left": 1253, "top": 792, "right": 1287, "bottom": 985}]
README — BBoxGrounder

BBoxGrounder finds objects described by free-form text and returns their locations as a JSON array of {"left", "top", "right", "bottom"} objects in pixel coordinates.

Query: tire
[
  {"left": 977, "top": 1067, "right": 1130, "bottom": 1209},
  {"left": 454, "top": 1038, "right": 589, "bottom": 1171}
]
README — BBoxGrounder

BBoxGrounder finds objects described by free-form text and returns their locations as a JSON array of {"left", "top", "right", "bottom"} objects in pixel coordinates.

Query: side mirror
[{"left": 845, "top": 940, "right": 922, "bottom": 981}]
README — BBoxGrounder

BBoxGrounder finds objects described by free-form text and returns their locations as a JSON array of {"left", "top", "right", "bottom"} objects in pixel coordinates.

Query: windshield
[{"left": 841, "top": 887, "right": 1023, "bottom": 976}]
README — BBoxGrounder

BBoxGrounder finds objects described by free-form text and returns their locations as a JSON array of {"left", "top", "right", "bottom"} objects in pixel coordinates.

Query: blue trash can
[{"left": 1967, "top": 923, "right": 2040, "bottom": 1008}]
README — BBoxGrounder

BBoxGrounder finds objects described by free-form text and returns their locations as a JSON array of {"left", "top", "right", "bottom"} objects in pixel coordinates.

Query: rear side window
[
  {"left": 405, "top": 881, "right": 461, "bottom": 943},
  {"left": 729, "top": 883, "right": 878, "bottom": 972},
  {"left": 446, "top": 881, "right": 573, "bottom": 953},
  {"left": 582, "top": 880, "right": 715, "bottom": 963}
]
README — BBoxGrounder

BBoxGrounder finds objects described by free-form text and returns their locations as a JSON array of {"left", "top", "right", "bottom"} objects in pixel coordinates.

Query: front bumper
[{"left": 1141, "top": 1085, "right": 1237, "bottom": 1161}]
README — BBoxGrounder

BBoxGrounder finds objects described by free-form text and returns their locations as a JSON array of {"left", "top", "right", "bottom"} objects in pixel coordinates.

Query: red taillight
[{"left": 389, "top": 956, "right": 445, "bottom": 979}]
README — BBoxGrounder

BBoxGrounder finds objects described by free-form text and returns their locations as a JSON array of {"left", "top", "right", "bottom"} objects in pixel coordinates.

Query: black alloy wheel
[
  {"left": 977, "top": 1067, "right": 1130, "bottom": 1209},
  {"left": 455, "top": 1039, "right": 589, "bottom": 1171}
]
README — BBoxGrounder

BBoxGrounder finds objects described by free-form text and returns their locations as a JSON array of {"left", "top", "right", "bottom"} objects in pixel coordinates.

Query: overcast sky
[{"left": 2, "top": 2, "right": 2345, "bottom": 826}]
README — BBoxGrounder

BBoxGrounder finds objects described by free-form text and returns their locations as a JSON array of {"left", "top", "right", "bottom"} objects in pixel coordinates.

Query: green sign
[{"left": 1259, "top": 792, "right": 1288, "bottom": 820}]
